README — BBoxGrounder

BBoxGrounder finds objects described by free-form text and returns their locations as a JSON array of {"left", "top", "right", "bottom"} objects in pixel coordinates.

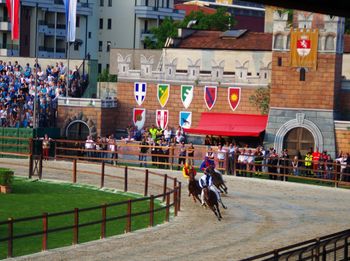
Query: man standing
[
  {"left": 216, "top": 144, "right": 226, "bottom": 170},
  {"left": 178, "top": 142, "right": 186, "bottom": 170},
  {"left": 139, "top": 137, "right": 149, "bottom": 167},
  {"left": 227, "top": 143, "right": 235, "bottom": 175},
  {"left": 187, "top": 142, "right": 195, "bottom": 166}
]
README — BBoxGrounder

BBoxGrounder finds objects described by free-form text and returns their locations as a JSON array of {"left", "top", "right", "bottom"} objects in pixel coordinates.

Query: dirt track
[{"left": 3, "top": 159, "right": 350, "bottom": 261}]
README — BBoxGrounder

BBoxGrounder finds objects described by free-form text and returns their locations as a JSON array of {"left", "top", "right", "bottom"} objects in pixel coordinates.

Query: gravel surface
[{"left": 2, "top": 159, "right": 350, "bottom": 261}]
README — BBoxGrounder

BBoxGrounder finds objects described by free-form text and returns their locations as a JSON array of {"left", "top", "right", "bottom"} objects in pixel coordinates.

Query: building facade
[{"left": 98, "top": 10, "right": 350, "bottom": 157}]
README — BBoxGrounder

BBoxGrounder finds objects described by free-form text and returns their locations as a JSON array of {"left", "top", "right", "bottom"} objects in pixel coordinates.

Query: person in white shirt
[
  {"left": 336, "top": 153, "right": 348, "bottom": 181},
  {"left": 85, "top": 135, "right": 95, "bottom": 158},
  {"left": 108, "top": 135, "right": 117, "bottom": 165},
  {"left": 216, "top": 144, "right": 226, "bottom": 169},
  {"left": 163, "top": 126, "right": 172, "bottom": 143}
]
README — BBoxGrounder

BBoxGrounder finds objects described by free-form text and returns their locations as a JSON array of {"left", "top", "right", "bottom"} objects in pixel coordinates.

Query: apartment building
[
  {"left": 0, "top": 0, "right": 95, "bottom": 59},
  {"left": 96, "top": 0, "right": 185, "bottom": 73}
]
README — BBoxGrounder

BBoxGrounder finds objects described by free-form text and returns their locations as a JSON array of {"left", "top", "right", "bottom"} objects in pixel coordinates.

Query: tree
[
  {"left": 249, "top": 86, "right": 270, "bottom": 115},
  {"left": 145, "top": 7, "right": 234, "bottom": 49},
  {"left": 97, "top": 69, "right": 117, "bottom": 82}
]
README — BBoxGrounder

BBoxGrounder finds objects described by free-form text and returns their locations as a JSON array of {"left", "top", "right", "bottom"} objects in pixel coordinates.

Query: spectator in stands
[
  {"left": 139, "top": 137, "right": 149, "bottom": 167},
  {"left": 178, "top": 141, "right": 187, "bottom": 170},
  {"left": 216, "top": 144, "right": 226, "bottom": 169},
  {"left": 187, "top": 142, "right": 195, "bottom": 166}
]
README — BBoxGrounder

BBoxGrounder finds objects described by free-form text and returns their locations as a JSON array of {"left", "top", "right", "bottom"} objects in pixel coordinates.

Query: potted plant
[{"left": 0, "top": 168, "right": 14, "bottom": 194}]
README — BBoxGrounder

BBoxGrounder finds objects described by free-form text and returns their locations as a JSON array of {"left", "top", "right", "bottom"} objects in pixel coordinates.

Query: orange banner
[{"left": 290, "top": 29, "right": 318, "bottom": 70}]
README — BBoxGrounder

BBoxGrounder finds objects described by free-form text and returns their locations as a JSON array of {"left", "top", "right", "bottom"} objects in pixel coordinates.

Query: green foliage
[
  {"left": 144, "top": 8, "right": 235, "bottom": 49},
  {"left": 97, "top": 69, "right": 118, "bottom": 82},
  {"left": 179, "top": 7, "right": 233, "bottom": 31},
  {"left": 346, "top": 18, "right": 350, "bottom": 34},
  {"left": 249, "top": 86, "right": 270, "bottom": 115},
  {"left": 0, "top": 168, "right": 14, "bottom": 186}
]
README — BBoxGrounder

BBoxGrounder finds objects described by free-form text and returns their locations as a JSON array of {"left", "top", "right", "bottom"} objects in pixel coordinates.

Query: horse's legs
[
  {"left": 220, "top": 183, "right": 228, "bottom": 194},
  {"left": 215, "top": 203, "right": 223, "bottom": 219}
]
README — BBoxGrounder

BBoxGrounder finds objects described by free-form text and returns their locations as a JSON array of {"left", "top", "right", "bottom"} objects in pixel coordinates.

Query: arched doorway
[
  {"left": 283, "top": 127, "right": 315, "bottom": 157},
  {"left": 66, "top": 120, "right": 90, "bottom": 140}
]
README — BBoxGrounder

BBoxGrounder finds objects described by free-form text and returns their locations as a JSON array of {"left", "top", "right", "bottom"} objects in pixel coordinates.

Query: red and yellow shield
[{"left": 228, "top": 87, "right": 241, "bottom": 111}]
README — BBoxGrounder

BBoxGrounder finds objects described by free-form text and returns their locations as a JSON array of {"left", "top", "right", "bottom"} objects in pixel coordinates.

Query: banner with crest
[{"left": 290, "top": 29, "right": 318, "bottom": 70}]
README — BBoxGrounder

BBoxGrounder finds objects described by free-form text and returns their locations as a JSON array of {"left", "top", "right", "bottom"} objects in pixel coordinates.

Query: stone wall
[
  {"left": 57, "top": 106, "right": 119, "bottom": 137},
  {"left": 115, "top": 81, "right": 263, "bottom": 130},
  {"left": 270, "top": 52, "right": 342, "bottom": 110},
  {"left": 335, "top": 129, "right": 350, "bottom": 154}
]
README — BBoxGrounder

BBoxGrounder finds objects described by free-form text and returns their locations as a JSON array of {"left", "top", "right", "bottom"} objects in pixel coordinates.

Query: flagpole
[
  {"left": 66, "top": 21, "right": 70, "bottom": 97},
  {"left": 33, "top": 2, "right": 39, "bottom": 129}
]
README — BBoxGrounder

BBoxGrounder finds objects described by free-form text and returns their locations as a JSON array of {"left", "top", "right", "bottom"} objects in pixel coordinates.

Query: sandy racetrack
[{"left": 3, "top": 159, "right": 350, "bottom": 261}]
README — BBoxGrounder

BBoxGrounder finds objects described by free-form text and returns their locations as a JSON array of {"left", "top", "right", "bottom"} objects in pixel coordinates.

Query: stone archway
[
  {"left": 274, "top": 113, "right": 324, "bottom": 154},
  {"left": 66, "top": 120, "right": 91, "bottom": 140},
  {"left": 63, "top": 112, "right": 97, "bottom": 139}
]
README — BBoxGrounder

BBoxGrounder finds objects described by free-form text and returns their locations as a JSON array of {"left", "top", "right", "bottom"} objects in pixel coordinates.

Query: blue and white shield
[
  {"left": 134, "top": 82, "right": 147, "bottom": 106},
  {"left": 179, "top": 111, "right": 192, "bottom": 129}
]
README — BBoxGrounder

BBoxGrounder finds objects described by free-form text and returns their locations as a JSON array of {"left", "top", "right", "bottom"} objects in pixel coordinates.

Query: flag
[
  {"left": 6, "top": 0, "right": 20, "bottom": 40},
  {"left": 63, "top": 0, "right": 77, "bottom": 42}
]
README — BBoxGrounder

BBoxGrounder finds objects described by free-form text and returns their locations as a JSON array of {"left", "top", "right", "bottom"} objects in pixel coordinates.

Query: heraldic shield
[
  {"left": 179, "top": 111, "right": 192, "bottom": 129},
  {"left": 156, "top": 110, "right": 169, "bottom": 130},
  {"left": 134, "top": 82, "right": 147, "bottom": 106},
  {"left": 204, "top": 86, "right": 217, "bottom": 110},
  {"left": 133, "top": 108, "right": 146, "bottom": 130},
  {"left": 181, "top": 85, "right": 194, "bottom": 109},
  {"left": 228, "top": 87, "right": 241, "bottom": 111},
  {"left": 157, "top": 84, "right": 170, "bottom": 108}
]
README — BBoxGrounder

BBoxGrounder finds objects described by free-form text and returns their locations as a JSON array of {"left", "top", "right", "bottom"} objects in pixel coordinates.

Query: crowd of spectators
[{"left": 0, "top": 60, "right": 85, "bottom": 128}]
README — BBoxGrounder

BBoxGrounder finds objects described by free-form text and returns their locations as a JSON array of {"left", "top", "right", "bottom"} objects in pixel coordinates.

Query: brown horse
[
  {"left": 188, "top": 168, "right": 201, "bottom": 203},
  {"left": 203, "top": 187, "right": 222, "bottom": 221},
  {"left": 207, "top": 167, "right": 228, "bottom": 194}
]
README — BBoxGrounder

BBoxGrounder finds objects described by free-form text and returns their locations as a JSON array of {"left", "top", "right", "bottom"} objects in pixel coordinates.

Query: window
[
  {"left": 108, "top": 0, "right": 112, "bottom": 6},
  {"left": 88, "top": 32, "right": 91, "bottom": 39},
  {"left": 106, "top": 41, "right": 111, "bottom": 52},
  {"left": 100, "top": 0, "right": 104, "bottom": 6},
  {"left": 74, "top": 43, "right": 79, "bottom": 51},
  {"left": 98, "top": 63, "right": 102, "bottom": 74},
  {"left": 76, "top": 16, "right": 80, "bottom": 28},
  {"left": 99, "top": 18, "right": 103, "bottom": 29},
  {"left": 107, "top": 19, "right": 112, "bottom": 30},
  {"left": 325, "top": 35, "right": 335, "bottom": 50},
  {"left": 99, "top": 41, "right": 102, "bottom": 52},
  {"left": 106, "top": 64, "right": 110, "bottom": 72},
  {"left": 274, "top": 34, "right": 284, "bottom": 49}
]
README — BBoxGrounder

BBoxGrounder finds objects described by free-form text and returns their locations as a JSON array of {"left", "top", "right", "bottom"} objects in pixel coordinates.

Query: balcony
[
  {"left": 38, "top": 21, "right": 66, "bottom": 37},
  {"left": 38, "top": 46, "right": 65, "bottom": 59},
  {"left": 0, "top": 44, "right": 19, "bottom": 56},
  {"left": 135, "top": 5, "right": 185, "bottom": 20},
  {"left": 140, "top": 30, "right": 153, "bottom": 41}
]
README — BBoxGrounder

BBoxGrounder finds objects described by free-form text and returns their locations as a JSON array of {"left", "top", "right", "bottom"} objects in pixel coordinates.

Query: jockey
[
  {"left": 182, "top": 162, "right": 197, "bottom": 179},
  {"left": 200, "top": 156, "right": 215, "bottom": 171},
  {"left": 199, "top": 169, "right": 222, "bottom": 206}
]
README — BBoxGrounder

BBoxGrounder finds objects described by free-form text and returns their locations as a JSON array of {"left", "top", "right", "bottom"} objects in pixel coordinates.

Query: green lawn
[{"left": 0, "top": 178, "right": 167, "bottom": 259}]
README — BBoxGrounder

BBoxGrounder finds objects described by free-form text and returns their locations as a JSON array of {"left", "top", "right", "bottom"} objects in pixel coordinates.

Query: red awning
[{"left": 185, "top": 113, "right": 268, "bottom": 137}]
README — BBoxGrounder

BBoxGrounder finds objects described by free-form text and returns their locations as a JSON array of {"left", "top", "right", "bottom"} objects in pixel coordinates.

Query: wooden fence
[
  {"left": 0, "top": 149, "right": 182, "bottom": 258},
  {"left": 241, "top": 229, "right": 350, "bottom": 260}
]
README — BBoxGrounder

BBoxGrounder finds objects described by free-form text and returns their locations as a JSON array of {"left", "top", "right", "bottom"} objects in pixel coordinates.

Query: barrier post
[
  {"left": 73, "top": 208, "right": 79, "bottom": 245},
  {"left": 144, "top": 169, "right": 149, "bottom": 196},
  {"left": 173, "top": 178, "right": 177, "bottom": 203},
  {"left": 170, "top": 145, "right": 174, "bottom": 170},
  {"left": 149, "top": 195, "right": 154, "bottom": 227},
  {"left": 225, "top": 152, "right": 228, "bottom": 175},
  {"left": 233, "top": 154, "right": 237, "bottom": 176},
  {"left": 73, "top": 159, "right": 77, "bottom": 183},
  {"left": 126, "top": 200, "right": 132, "bottom": 233},
  {"left": 315, "top": 238, "right": 320, "bottom": 261},
  {"left": 101, "top": 161, "right": 105, "bottom": 188},
  {"left": 163, "top": 174, "right": 167, "bottom": 201},
  {"left": 29, "top": 138, "right": 33, "bottom": 178},
  {"left": 333, "top": 161, "right": 338, "bottom": 188},
  {"left": 165, "top": 193, "right": 170, "bottom": 222},
  {"left": 39, "top": 155, "right": 43, "bottom": 179},
  {"left": 42, "top": 213, "right": 48, "bottom": 251},
  {"left": 101, "top": 204, "right": 107, "bottom": 239},
  {"left": 124, "top": 166, "right": 128, "bottom": 192},
  {"left": 7, "top": 218, "right": 13, "bottom": 258},
  {"left": 174, "top": 188, "right": 178, "bottom": 217},
  {"left": 178, "top": 182, "right": 182, "bottom": 211},
  {"left": 344, "top": 236, "right": 349, "bottom": 259}
]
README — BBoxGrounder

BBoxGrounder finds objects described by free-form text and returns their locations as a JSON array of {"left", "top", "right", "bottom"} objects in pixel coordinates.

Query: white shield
[
  {"left": 133, "top": 108, "right": 146, "bottom": 130},
  {"left": 156, "top": 110, "right": 169, "bottom": 130},
  {"left": 134, "top": 82, "right": 147, "bottom": 106}
]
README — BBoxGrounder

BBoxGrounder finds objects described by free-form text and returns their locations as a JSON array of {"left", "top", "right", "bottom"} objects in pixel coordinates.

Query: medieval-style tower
[{"left": 264, "top": 11, "right": 345, "bottom": 157}]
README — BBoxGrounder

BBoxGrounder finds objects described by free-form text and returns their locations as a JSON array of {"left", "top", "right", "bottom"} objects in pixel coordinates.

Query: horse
[
  {"left": 203, "top": 186, "right": 222, "bottom": 221},
  {"left": 188, "top": 168, "right": 201, "bottom": 203},
  {"left": 207, "top": 167, "right": 228, "bottom": 194}
]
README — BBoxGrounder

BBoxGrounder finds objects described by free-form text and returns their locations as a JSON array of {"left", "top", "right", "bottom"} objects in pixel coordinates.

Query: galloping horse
[
  {"left": 203, "top": 186, "right": 222, "bottom": 221},
  {"left": 188, "top": 168, "right": 201, "bottom": 203},
  {"left": 207, "top": 167, "right": 228, "bottom": 194}
]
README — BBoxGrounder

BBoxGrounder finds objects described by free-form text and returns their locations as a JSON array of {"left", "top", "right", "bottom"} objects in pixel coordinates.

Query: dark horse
[
  {"left": 203, "top": 187, "right": 222, "bottom": 221},
  {"left": 207, "top": 167, "right": 228, "bottom": 194},
  {"left": 188, "top": 168, "right": 201, "bottom": 203}
]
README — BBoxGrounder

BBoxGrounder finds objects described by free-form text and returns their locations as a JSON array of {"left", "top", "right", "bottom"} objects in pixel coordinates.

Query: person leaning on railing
[{"left": 304, "top": 152, "right": 313, "bottom": 176}]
